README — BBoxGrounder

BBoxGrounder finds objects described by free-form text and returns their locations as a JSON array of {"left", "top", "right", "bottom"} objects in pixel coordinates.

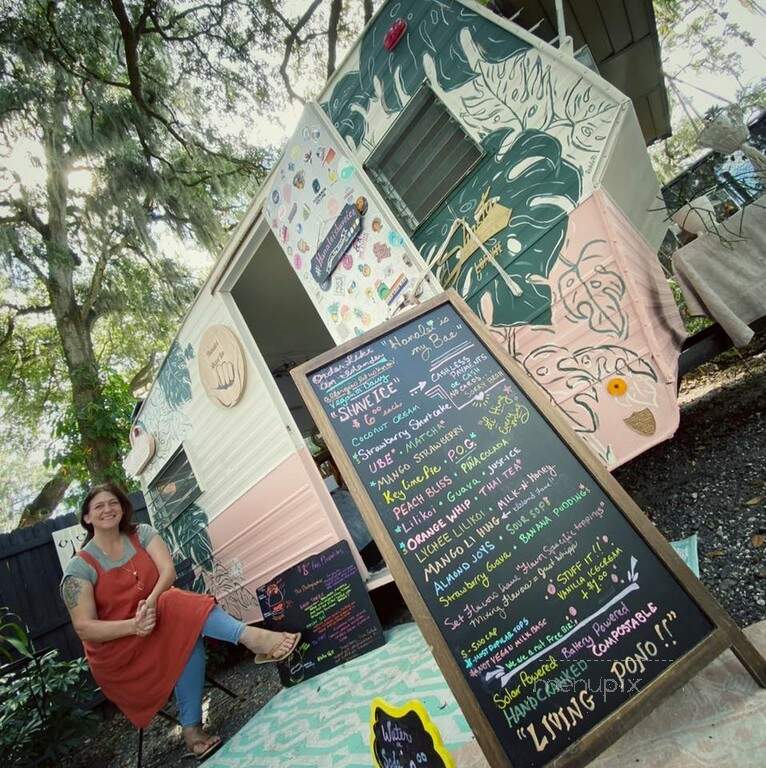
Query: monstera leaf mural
[
  {"left": 158, "top": 502, "right": 214, "bottom": 594},
  {"left": 158, "top": 341, "right": 195, "bottom": 409},
  {"left": 414, "top": 129, "right": 581, "bottom": 327},
  {"left": 322, "top": 0, "right": 528, "bottom": 150},
  {"left": 520, "top": 343, "right": 659, "bottom": 434},
  {"left": 558, "top": 239, "right": 628, "bottom": 338}
]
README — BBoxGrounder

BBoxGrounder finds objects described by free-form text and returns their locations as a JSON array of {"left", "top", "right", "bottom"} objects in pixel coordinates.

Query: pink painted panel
[
  {"left": 203, "top": 448, "right": 360, "bottom": 623},
  {"left": 484, "top": 191, "right": 685, "bottom": 469}
]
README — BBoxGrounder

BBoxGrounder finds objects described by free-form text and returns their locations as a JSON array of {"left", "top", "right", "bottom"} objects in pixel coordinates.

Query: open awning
[{"left": 493, "top": 0, "right": 671, "bottom": 145}]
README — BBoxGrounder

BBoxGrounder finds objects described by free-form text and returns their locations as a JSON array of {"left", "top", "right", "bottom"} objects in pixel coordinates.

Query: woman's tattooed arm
[{"left": 61, "top": 576, "right": 84, "bottom": 610}]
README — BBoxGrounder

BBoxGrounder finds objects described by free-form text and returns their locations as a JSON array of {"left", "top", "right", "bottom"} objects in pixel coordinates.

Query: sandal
[
  {"left": 254, "top": 631, "right": 301, "bottom": 665},
  {"left": 183, "top": 734, "right": 223, "bottom": 762}
]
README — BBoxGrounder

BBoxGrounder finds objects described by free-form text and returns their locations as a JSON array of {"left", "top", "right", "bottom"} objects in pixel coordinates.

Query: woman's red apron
[{"left": 78, "top": 532, "right": 215, "bottom": 728}]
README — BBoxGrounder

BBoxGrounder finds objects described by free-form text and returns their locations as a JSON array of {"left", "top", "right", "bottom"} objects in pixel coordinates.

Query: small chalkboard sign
[
  {"left": 292, "top": 292, "right": 766, "bottom": 767},
  {"left": 256, "top": 539, "right": 385, "bottom": 687},
  {"left": 370, "top": 698, "right": 455, "bottom": 768}
]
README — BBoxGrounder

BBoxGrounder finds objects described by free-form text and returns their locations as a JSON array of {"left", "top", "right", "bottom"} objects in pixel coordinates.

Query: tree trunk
[
  {"left": 42, "top": 74, "right": 120, "bottom": 486},
  {"left": 328, "top": 0, "right": 342, "bottom": 77},
  {"left": 17, "top": 470, "right": 72, "bottom": 528}
]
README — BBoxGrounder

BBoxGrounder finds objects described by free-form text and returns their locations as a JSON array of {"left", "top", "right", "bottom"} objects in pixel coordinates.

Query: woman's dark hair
[{"left": 80, "top": 483, "right": 137, "bottom": 542}]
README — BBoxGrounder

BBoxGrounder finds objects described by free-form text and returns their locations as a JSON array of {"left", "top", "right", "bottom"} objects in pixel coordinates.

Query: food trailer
[{"left": 125, "top": 0, "right": 685, "bottom": 619}]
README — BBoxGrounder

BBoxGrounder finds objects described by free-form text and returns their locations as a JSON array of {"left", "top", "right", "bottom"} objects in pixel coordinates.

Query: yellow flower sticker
[{"left": 607, "top": 377, "right": 628, "bottom": 397}]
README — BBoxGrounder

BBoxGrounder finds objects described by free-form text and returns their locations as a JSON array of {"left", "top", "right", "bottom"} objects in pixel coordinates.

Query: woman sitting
[{"left": 60, "top": 483, "right": 300, "bottom": 760}]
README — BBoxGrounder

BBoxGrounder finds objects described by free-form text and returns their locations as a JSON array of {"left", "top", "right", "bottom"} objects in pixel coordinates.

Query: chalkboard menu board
[
  {"left": 293, "top": 293, "right": 766, "bottom": 767},
  {"left": 256, "top": 540, "right": 385, "bottom": 687}
]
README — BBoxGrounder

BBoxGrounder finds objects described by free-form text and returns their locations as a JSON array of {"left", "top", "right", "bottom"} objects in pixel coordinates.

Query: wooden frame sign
[{"left": 292, "top": 292, "right": 766, "bottom": 768}]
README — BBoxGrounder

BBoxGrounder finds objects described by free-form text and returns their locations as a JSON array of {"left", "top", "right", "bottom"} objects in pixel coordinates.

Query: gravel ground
[
  {"left": 64, "top": 338, "right": 766, "bottom": 767},
  {"left": 615, "top": 340, "right": 766, "bottom": 628}
]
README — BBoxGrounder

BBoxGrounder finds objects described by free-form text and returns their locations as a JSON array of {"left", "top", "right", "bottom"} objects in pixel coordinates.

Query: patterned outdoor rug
[
  {"left": 204, "top": 622, "right": 471, "bottom": 768},
  {"left": 205, "top": 621, "right": 766, "bottom": 767}
]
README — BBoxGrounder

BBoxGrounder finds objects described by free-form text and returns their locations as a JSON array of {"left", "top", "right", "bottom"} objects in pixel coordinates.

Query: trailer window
[
  {"left": 147, "top": 447, "right": 202, "bottom": 530},
  {"left": 365, "top": 85, "right": 482, "bottom": 233}
]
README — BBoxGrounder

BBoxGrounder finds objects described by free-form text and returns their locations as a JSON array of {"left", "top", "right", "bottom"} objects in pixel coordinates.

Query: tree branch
[
  {"left": 363, "top": 0, "right": 373, "bottom": 25},
  {"left": 327, "top": 0, "right": 342, "bottom": 78},
  {"left": 17, "top": 468, "right": 72, "bottom": 528},
  {"left": 278, "top": 0, "right": 324, "bottom": 104}
]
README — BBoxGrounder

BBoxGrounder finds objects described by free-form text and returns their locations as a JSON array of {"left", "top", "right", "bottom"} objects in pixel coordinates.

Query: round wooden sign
[{"left": 198, "top": 324, "right": 247, "bottom": 407}]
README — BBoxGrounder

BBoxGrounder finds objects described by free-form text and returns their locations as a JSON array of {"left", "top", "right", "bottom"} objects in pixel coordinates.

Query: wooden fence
[{"left": 0, "top": 493, "right": 148, "bottom": 661}]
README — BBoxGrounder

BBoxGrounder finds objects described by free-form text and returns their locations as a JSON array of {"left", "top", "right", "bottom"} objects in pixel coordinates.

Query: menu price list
[
  {"left": 310, "top": 305, "right": 712, "bottom": 767},
  {"left": 256, "top": 540, "right": 386, "bottom": 687}
]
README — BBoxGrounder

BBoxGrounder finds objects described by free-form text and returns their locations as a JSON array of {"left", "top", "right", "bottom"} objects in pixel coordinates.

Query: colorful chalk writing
[
  {"left": 308, "top": 305, "right": 713, "bottom": 767},
  {"left": 256, "top": 540, "right": 385, "bottom": 687}
]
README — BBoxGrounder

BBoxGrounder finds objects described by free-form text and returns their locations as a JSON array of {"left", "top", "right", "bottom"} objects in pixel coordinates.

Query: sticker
[
  {"left": 375, "top": 279, "right": 390, "bottom": 300},
  {"left": 293, "top": 254, "right": 302, "bottom": 270},
  {"left": 386, "top": 274, "right": 409, "bottom": 305},
  {"left": 288, "top": 162, "right": 296, "bottom": 172},
  {"left": 311, "top": 127, "right": 322, "bottom": 142},
  {"left": 328, "top": 168, "right": 338, "bottom": 184},
  {"left": 288, "top": 203, "right": 298, "bottom": 223},
  {"left": 277, "top": 206, "right": 286, "bottom": 221},
  {"left": 313, "top": 189, "right": 327, "bottom": 206},
  {"left": 319, "top": 276, "right": 332, "bottom": 292},
  {"left": 607, "top": 377, "right": 628, "bottom": 396},
  {"left": 324, "top": 148, "right": 337, "bottom": 166},
  {"left": 355, "top": 196, "right": 369, "bottom": 215},
  {"left": 271, "top": 189, "right": 280, "bottom": 205},
  {"left": 293, "top": 171, "right": 305, "bottom": 189},
  {"left": 296, "top": 223, "right": 303, "bottom": 235},
  {"left": 303, "top": 150, "right": 313, "bottom": 164},
  {"left": 339, "top": 164, "right": 355, "bottom": 180},
  {"left": 328, "top": 302, "right": 340, "bottom": 322},
  {"left": 372, "top": 217, "right": 383, "bottom": 232},
  {"left": 341, "top": 251, "right": 354, "bottom": 270},
  {"left": 344, "top": 187, "right": 355, "bottom": 203},
  {"left": 347, "top": 280, "right": 357, "bottom": 294},
  {"left": 358, "top": 263, "right": 372, "bottom": 277},
  {"left": 340, "top": 304, "right": 351, "bottom": 320},
  {"left": 280, "top": 225, "right": 289, "bottom": 243},
  {"left": 290, "top": 145, "right": 301, "bottom": 160},
  {"left": 287, "top": 246, "right": 293, "bottom": 256},
  {"left": 624, "top": 408, "right": 657, "bottom": 436},
  {"left": 315, "top": 147, "right": 326, "bottom": 162},
  {"left": 333, "top": 275, "right": 345, "bottom": 295},
  {"left": 365, "top": 286, "right": 375, "bottom": 300},
  {"left": 373, "top": 242, "right": 391, "bottom": 262},
  {"left": 302, "top": 127, "right": 310, "bottom": 141},
  {"left": 388, "top": 230, "right": 404, "bottom": 247},
  {"left": 302, "top": 203, "right": 311, "bottom": 220},
  {"left": 297, "top": 239, "right": 310, "bottom": 253}
]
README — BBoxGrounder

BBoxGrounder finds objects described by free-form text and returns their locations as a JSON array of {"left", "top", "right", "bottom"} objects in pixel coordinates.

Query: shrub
[{"left": 1, "top": 609, "right": 99, "bottom": 767}]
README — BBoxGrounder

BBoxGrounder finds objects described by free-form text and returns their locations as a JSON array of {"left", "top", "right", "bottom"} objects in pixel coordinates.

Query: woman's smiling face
[{"left": 84, "top": 491, "right": 124, "bottom": 532}]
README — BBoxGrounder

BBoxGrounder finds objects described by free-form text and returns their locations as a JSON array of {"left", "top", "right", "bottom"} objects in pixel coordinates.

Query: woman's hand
[{"left": 134, "top": 599, "right": 156, "bottom": 637}]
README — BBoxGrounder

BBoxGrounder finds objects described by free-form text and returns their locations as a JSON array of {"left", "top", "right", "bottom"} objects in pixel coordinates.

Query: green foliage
[
  {"left": 51, "top": 368, "right": 136, "bottom": 493},
  {"left": 668, "top": 277, "right": 713, "bottom": 335},
  {"left": 0, "top": 609, "right": 99, "bottom": 767}
]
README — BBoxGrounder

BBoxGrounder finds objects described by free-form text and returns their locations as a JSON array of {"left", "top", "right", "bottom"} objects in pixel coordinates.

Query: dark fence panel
[{"left": 0, "top": 492, "right": 148, "bottom": 661}]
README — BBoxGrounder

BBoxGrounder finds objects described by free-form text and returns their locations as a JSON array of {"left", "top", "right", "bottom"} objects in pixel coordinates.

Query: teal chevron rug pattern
[{"left": 204, "top": 623, "right": 472, "bottom": 767}]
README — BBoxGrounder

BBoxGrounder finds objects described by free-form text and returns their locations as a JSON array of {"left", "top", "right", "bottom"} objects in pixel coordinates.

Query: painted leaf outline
[
  {"left": 561, "top": 78, "right": 617, "bottom": 153},
  {"left": 558, "top": 238, "right": 628, "bottom": 338},
  {"left": 461, "top": 49, "right": 556, "bottom": 139},
  {"left": 519, "top": 344, "right": 598, "bottom": 433},
  {"left": 557, "top": 345, "right": 659, "bottom": 387}
]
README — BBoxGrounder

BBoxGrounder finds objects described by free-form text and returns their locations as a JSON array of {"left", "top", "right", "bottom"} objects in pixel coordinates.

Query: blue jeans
[{"left": 174, "top": 605, "right": 246, "bottom": 727}]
